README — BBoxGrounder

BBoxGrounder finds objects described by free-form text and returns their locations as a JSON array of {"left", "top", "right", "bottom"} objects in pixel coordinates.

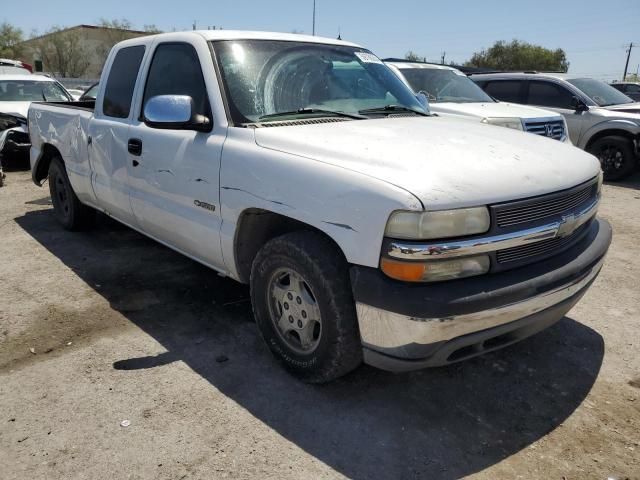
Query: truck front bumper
[{"left": 350, "top": 218, "right": 612, "bottom": 372}]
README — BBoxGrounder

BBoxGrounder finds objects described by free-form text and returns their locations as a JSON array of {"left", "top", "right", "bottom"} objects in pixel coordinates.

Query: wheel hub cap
[{"left": 268, "top": 268, "right": 322, "bottom": 354}]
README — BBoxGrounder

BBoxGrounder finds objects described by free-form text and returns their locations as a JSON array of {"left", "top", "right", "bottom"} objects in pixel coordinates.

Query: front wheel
[
  {"left": 48, "top": 157, "right": 95, "bottom": 230},
  {"left": 250, "top": 231, "right": 362, "bottom": 383},
  {"left": 588, "top": 136, "right": 637, "bottom": 181}
]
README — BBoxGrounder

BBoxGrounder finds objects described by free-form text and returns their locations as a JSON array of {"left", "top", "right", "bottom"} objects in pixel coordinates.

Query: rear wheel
[
  {"left": 250, "top": 231, "right": 362, "bottom": 383},
  {"left": 48, "top": 157, "right": 94, "bottom": 230},
  {"left": 588, "top": 136, "right": 637, "bottom": 181}
]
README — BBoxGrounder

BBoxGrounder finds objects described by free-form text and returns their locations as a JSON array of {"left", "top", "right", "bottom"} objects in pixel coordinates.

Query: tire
[
  {"left": 588, "top": 136, "right": 637, "bottom": 181},
  {"left": 250, "top": 231, "right": 362, "bottom": 383},
  {"left": 48, "top": 157, "right": 95, "bottom": 230}
]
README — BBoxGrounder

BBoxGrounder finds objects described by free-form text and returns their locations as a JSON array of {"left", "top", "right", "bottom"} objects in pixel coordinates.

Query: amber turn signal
[{"left": 380, "top": 257, "right": 427, "bottom": 282}]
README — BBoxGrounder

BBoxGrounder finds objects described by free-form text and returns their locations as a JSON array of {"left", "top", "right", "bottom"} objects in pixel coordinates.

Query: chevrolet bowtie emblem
[{"left": 557, "top": 213, "right": 577, "bottom": 238}]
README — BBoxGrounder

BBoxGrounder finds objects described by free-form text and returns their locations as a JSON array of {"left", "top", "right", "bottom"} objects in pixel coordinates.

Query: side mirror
[
  {"left": 143, "top": 95, "right": 211, "bottom": 131},
  {"left": 415, "top": 91, "right": 430, "bottom": 113},
  {"left": 571, "top": 96, "right": 588, "bottom": 113}
]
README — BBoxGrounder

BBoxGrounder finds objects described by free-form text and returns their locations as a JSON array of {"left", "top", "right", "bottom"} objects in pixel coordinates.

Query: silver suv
[{"left": 473, "top": 72, "right": 640, "bottom": 180}]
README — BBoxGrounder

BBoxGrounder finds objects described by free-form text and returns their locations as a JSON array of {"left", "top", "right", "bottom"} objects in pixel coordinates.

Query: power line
[
  {"left": 312, "top": 0, "right": 316, "bottom": 36},
  {"left": 623, "top": 42, "right": 634, "bottom": 80}
]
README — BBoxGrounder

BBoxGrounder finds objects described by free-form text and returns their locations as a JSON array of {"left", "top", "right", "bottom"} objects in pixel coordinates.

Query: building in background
[{"left": 17, "top": 24, "right": 148, "bottom": 80}]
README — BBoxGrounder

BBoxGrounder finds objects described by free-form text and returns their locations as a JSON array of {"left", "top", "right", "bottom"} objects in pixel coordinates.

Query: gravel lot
[{"left": 1, "top": 165, "right": 639, "bottom": 480}]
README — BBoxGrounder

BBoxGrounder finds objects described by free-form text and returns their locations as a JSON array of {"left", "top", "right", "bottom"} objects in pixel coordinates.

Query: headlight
[
  {"left": 481, "top": 117, "right": 524, "bottom": 131},
  {"left": 381, "top": 255, "right": 490, "bottom": 282},
  {"left": 385, "top": 207, "right": 490, "bottom": 240}
]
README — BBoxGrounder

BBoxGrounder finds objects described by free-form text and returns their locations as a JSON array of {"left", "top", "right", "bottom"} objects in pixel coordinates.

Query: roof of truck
[
  {"left": 199, "top": 30, "right": 361, "bottom": 47},
  {"left": 122, "top": 30, "right": 362, "bottom": 48}
]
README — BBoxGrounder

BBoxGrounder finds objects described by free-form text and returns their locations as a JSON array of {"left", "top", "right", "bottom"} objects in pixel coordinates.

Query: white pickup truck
[{"left": 29, "top": 31, "right": 611, "bottom": 383}]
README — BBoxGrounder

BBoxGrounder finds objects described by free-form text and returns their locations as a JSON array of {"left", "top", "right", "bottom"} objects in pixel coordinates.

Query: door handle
[{"left": 128, "top": 138, "right": 142, "bottom": 156}]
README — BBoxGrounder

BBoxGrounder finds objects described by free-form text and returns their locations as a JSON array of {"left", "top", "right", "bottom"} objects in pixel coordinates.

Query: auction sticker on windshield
[{"left": 354, "top": 52, "right": 383, "bottom": 64}]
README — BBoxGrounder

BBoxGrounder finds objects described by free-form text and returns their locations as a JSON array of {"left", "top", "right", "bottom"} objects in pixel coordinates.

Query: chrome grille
[
  {"left": 495, "top": 181, "right": 597, "bottom": 228},
  {"left": 497, "top": 223, "right": 588, "bottom": 264},
  {"left": 524, "top": 119, "right": 565, "bottom": 140}
]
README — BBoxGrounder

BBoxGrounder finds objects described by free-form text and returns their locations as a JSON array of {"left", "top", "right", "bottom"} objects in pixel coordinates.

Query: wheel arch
[
  {"left": 233, "top": 208, "right": 348, "bottom": 284},
  {"left": 32, "top": 143, "right": 63, "bottom": 185},
  {"left": 581, "top": 125, "right": 640, "bottom": 152}
]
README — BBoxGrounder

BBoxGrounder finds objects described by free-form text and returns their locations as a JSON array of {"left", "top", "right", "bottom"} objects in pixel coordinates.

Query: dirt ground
[{"left": 0, "top": 164, "right": 639, "bottom": 480}]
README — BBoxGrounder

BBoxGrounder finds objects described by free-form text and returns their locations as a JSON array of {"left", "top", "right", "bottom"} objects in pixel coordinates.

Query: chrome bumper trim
[
  {"left": 356, "top": 258, "right": 604, "bottom": 358},
  {"left": 387, "top": 195, "right": 599, "bottom": 260}
]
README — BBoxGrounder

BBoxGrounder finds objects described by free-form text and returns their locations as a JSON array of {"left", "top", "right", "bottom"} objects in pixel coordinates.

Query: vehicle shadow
[
  {"left": 608, "top": 170, "right": 640, "bottom": 191},
  {"left": 15, "top": 209, "right": 605, "bottom": 480}
]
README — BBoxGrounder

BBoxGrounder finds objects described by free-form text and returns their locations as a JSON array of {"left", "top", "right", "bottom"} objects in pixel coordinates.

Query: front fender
[
  {"left": 218, "top": 129, "right": 422, "bottom": 278},
  {"left": 578, "top": 119, "right": 640, "bottom": 150}
]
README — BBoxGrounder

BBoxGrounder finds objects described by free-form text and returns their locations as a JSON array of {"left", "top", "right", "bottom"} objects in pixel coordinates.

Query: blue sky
[{"left": 4, "top": 0, "right": 639, "bottom": 80}]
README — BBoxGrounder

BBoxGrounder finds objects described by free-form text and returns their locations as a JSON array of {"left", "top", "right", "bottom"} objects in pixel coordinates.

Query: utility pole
[
  {"left": 441, "top": 51, "right": 446, "bottom": 65},
  {"left": 623, "top": 42, "right": 633, "bottom": 81},
  {"left": 312, "top": 0, "right": 316, "bottom": 36}
]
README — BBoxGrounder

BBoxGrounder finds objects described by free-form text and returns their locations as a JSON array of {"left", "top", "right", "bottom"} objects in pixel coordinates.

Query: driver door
[{"left": 126, "top": 41, "right": 225, "bottom": 270}]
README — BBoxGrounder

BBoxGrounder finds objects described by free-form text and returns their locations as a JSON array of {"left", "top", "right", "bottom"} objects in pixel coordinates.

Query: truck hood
[
  {"left": 430, "top": 101, "right": 561, "bottom": 121},
  {"left": 0, "top": 101, "right": 30, "bottom": 119},
  {"left": 254, "top": 116, "right": 600, "bottom": 209}
]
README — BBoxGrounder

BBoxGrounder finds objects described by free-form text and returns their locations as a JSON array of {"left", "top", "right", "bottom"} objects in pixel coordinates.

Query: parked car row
[
  {"left": 0, "top": 69, "right": 96, "bottom": 180},
  {"left": 611, "top": 81, "right": 640, "bottom": 102},
  {"left": 27, "top": 31, "right": 612, "bottom": 382},
  {"left": 472, "top": 72, "right": 640, "bottom": 180},
  {"left": 386, "top": 60, "right": 569, "bottom": 141},
  {"left": 0, "top": 74, "right": 74, "bottom": 170}
]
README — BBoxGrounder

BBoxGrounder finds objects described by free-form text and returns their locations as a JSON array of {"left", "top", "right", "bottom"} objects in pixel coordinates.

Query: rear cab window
[{"left": 102, "top": 45, "right": 146, "bottom": 118}]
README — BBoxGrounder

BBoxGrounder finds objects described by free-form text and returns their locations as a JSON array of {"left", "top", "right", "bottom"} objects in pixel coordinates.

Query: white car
[
  {"left": 0, "top": 74, "right": 72, "bottom": 165},
  {"left": 0, "top": 58, "right": 32, "bottom": 75},
  {"left": 28, "top": 31, "right": 610, "bottom": 382},
  {"left": 386, "top": 61, "right": 569, "bottom": 142}
]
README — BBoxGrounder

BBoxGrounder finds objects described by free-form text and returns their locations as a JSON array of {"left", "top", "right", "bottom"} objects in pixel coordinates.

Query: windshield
[
  {"left": 399, "top": 67, "right": 494, "bottom": 103},
  {"left": 0, "top": 80, "right": 70, "bottom": 102},
  {"left": 567, "top": 78, "right": 634, "bottom": 106},
  {"left": 211, "top": 40, "right": 427, "bottom": 123}
]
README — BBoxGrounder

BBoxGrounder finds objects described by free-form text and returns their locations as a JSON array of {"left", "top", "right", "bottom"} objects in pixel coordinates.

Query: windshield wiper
[
  {"left": 358, "top": 105, "right": 430, "bottom": 116},
  {"left": 258, "top": 108, "right": 365, "bottom": 121}
]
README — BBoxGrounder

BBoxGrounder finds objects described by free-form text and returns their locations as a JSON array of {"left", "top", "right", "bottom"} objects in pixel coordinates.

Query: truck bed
[{"left": 37, "top": 100, "right": 95, "bottom": 112}]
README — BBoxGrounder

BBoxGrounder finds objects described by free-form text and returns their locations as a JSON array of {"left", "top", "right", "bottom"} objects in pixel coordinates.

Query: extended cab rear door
[
  {"left": 89, "top": 44, "right": 146, "bottom": 224},
  {"left": 126, "top": 37, "right": 226, "bottom": 270}
]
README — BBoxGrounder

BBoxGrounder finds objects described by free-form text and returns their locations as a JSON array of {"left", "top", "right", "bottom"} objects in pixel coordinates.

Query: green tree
[
  {"left": 405, "top": 50, "right": 426, "bottom": 62},
  {"left": 465, "top": 40, "right": 569, "bottom": 72},
  {"left": 0, "top": 22, "right": 25, "bottom": 58},
  {"left": 33, "top": 26, "right": 90, "bottom": 77}
]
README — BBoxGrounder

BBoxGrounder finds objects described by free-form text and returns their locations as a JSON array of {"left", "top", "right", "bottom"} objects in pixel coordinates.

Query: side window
[
  {"left": 102, "top": 46, "right": 145, "bottom": 118},
  {"left": 483, "top": 81, "right": 523, "bottom": 103},
  {"left": 142, "top": 43, "right": 210, "bottom": 118},
  {"left": 528, "top": 81, "right": 575, "bottom": 109},
  {"left": 627, "top": 84, "right": 640, "bottom": 93}
]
